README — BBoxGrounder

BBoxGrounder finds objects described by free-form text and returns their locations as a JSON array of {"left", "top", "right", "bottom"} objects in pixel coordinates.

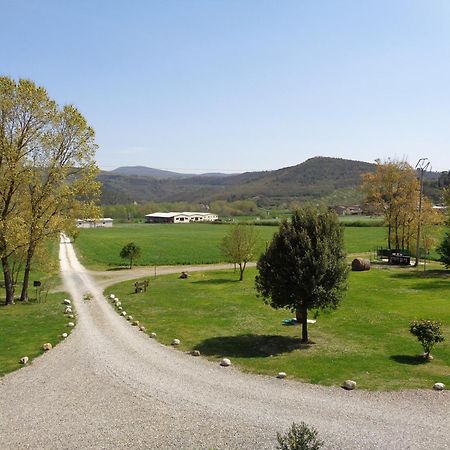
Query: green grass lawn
[
  {"left": 0, "top": 292, "right": 72, "bottom": 376},
  {"left": 0, "top": 237, "right": 72, "bottom": 377},
  {"left": 105, "top": 265, "right": 450, "bottom": 390},
  {"left": 74, "top": 223, "right": 388, "bottom": 269}
]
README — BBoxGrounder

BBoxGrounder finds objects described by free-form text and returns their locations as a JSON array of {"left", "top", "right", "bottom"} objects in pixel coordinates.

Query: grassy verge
[
  {"left": 105, "top": 265, "right": 450, "bottom": 390},
  {"left": 0, "top": 237, "right": 73, "bottom": 377},
  {"left": 74, "top": 223, "right": 388, "bottom": 269},
  {"left": 0, "top": 292, "right": 72, "bottom": 376}
]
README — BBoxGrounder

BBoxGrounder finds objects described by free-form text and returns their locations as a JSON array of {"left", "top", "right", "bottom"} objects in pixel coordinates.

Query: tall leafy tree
[
  {"left": 255, "top": 207, "right": 348, "bottom": 343},
  {"left": 221, "top": 224, "right": 258, "bottom": 281},
  {"left": 0, "top": 77, "right": 99, "bottom": 305},
  {"left": 361, "top": 159, "right": 419, "bottom": 250}
]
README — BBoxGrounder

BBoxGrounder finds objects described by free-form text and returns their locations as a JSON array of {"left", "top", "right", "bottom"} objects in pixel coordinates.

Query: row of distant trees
[
  {"left": 102, "top": 199, "right": 260, "bottom": 221},
  {"left": 0, "top": 77, "right": 99, "bottom": 305}
]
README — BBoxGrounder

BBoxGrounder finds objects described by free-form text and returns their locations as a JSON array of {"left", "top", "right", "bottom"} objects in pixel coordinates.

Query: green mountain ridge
[{"left": 98, "top": 156, "right": 377, "bottom": 206}]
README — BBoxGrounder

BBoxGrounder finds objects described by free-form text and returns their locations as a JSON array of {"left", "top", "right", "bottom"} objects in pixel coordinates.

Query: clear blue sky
[{"left": 2, "top": 0, "right": 450, "bottom": 173}]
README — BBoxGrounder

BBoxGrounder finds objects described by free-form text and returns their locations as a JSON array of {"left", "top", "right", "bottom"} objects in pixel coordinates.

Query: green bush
[
  {"left": 437, "top": 231, "right": 450, "bottom": 268},
  {"left": 409, "top": 320, "right": 445, "bottom": 359},
  {"left": 276, "top": 422, "right": 324, "bottom": 450}
]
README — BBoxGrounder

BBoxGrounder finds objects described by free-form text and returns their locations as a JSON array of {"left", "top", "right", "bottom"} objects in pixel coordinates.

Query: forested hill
[{"left": 98, "top": 157, "right": 376, "bottom": 206}]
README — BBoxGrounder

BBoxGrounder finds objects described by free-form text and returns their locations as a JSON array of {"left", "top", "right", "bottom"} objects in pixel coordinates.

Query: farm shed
[
  {"left": 76, "top": 218, "right": 113, "bottom": 228},
  {"left": 144, "top": 212, "right": 218, "bottom": 224}
]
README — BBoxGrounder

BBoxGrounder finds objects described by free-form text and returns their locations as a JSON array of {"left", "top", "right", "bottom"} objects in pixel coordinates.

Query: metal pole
[{"left": 414, "top": 158, "right": 430, "bottom": 267}]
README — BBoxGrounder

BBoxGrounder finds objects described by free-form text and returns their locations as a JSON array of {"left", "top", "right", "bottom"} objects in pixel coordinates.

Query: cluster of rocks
[
  {"left": 108, "top": 293, "right": 150, "bottom": 336},
  {"left": 62, "top": 299, "right": 75, "bottom": 335}
]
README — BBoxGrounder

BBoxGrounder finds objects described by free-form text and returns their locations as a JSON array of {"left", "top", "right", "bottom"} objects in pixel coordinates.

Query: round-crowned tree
[
  {"left": 120, "top": 242, "right": 141, "bottom": 269},
  {"left": 255, "top": 207, "right": 349, "bottom": 343},
  {"left": 409, "top": 319, "right": 444, "bottom": 360}
]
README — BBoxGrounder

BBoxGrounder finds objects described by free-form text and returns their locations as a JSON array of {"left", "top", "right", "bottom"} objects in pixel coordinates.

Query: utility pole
[{"left": 414, "top": 158, "right": 431, "bottom": 267}]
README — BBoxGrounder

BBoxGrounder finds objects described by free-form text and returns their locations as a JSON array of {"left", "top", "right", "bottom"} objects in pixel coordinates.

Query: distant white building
[
  {"left": 144, "top": 212, "right": 219, "bottom": 224},
  {"left": 76, "top": 218, "right": 113, "bottom": 228}
]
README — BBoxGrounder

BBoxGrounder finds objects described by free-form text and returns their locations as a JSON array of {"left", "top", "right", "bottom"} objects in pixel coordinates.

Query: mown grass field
[
  {"left": 0, "top": 292, "right": 71, "bottom": 376},
  {"left": 74, "top": 223, "right": 388, "bottom": 269},
  {"left": 106, "top": 265, "right": 450, "bottom": 390}
]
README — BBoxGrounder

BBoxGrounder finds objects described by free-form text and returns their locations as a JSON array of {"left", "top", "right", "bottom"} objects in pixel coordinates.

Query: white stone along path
[{"left": 0, "top": 237, "right": 448, "bottom": 449}]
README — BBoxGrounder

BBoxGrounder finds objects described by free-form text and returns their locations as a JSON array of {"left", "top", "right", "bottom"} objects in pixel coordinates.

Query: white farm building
[
  {"left": 144, "top": 212, "right": 219, "bottom": 224},
  {"left": 76, "top": 218, "right": 113, "bottom": 228}
]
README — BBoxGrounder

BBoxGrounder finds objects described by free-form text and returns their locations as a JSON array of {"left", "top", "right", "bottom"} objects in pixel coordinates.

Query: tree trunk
[
  {"left": 20, "top": 245, "right": 35, "bottom": 302},
  {"left": 238, "top": 262, "right": 246, "bottom": 281},
  {"left": 2, "top": 256, "right": 15, "bottom": 305},
  {"left": 296, "top": 305, "right": 308, "bottom": 343}
]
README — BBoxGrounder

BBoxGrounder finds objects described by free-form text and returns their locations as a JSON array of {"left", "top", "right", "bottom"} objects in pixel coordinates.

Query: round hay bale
[{"left": 351, "top": 258, "right": 370, "bottom": 271}]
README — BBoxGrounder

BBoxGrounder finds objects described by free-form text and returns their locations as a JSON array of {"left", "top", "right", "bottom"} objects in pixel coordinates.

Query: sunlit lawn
[
  {"left": 0, "top": 292, "right": 71, "bottom": 376},
  {"left": 106, "top": 265, "right": 450, "bottom": 390},
  {"left": 0, "top": 239, "right": 71, "bottom": 377},
  {"left": 74, "top": 223, "right": 388, "bottom": 269}
]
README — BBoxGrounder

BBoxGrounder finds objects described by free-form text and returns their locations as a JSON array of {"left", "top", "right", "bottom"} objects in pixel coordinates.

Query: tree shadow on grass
[
  {"left": 389, "top": 269, "right": 450, "bottom": 290},
  {"left": 191, "top": 279, "right": 240, "bottom": 285},
  {"left": 390, "top": 355, "right": 428, "bottom": 365},
  {"left": 195, "top": 334, "right": 310, "bottom": 358},
  {"left": 390, "top": 269, "right": 450, "bottom": 280}
]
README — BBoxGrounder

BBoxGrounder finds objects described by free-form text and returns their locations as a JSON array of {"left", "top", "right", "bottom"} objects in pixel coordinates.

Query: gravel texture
[{"left": 0, "top": 237, "right": 448, "bottom": 449}]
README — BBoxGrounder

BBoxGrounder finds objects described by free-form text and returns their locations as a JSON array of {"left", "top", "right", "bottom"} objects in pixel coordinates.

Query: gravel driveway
[{"left": 0, "top": 238, "right": 448, "bottom": 449}]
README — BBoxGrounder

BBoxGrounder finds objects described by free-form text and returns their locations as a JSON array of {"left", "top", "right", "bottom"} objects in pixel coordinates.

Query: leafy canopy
[
  {"left": 410, "top": 320, "right": 445, "bottom": 357},
  {"left": 120, "top": 242, "right": 141, "bottom": 268},
  {"left": 256, "top": 207, "right": 348, "bottom": 342},
  {"left": 221, "top": 224, "right": 258, "bottom": 280}
]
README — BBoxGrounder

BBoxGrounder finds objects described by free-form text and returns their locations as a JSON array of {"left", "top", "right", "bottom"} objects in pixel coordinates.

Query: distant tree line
[{"left": 101, "top": 199, "right": 260, "bottom": 221}]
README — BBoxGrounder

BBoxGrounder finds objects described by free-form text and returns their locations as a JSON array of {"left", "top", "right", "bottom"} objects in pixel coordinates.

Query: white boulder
[
  {"left": 220, "top": 358, "right": 231, "bottom": 367},
  {"left": 192, "top": 350, "right": 201, "bottom": 357},
  {"left": 433, "top": 383, "right": 445, "bottom": 391},
  {"left": 277, "top": 372, "right": 287, "bottom": 379},
  {"left": 67, "top": 322, "right": 75, "bottom": 327},
  {"left": 150, "top": 332, "right": 157, "bottom": 338},
  {"left": 172, "top": 339, "right": 180, "bottom": 346},
  {"left": 127, "top": 315, "right": 133, "bottom": 321},
  {"left": 43, "top": 343, "right": 52, "bottom": 351},
  {"left": 61, "top": 333, "right": 68, "bottom": 339},
  {"left": 19, "top": 356, "right": 29, "bottom": 364},
  {"left": 63, "top": 299, "right": 71, "bottom": 305},
  {"left": 342, "top": 380, "right": 357, "bottom": 390},
  {"left": 64, "top": 307, "right": 72, "bottom": 314},
  {"left": 109, "top": 294, "right": 115, "bottom": 299}
]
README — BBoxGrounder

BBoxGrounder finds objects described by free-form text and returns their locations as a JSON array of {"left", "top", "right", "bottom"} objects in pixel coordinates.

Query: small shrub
[
  {"left": 276, "top": 422, "right": 324, "bottom": 450},
  {"left": 409, "top": 320, "right": 445, "bottom": 359}
]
